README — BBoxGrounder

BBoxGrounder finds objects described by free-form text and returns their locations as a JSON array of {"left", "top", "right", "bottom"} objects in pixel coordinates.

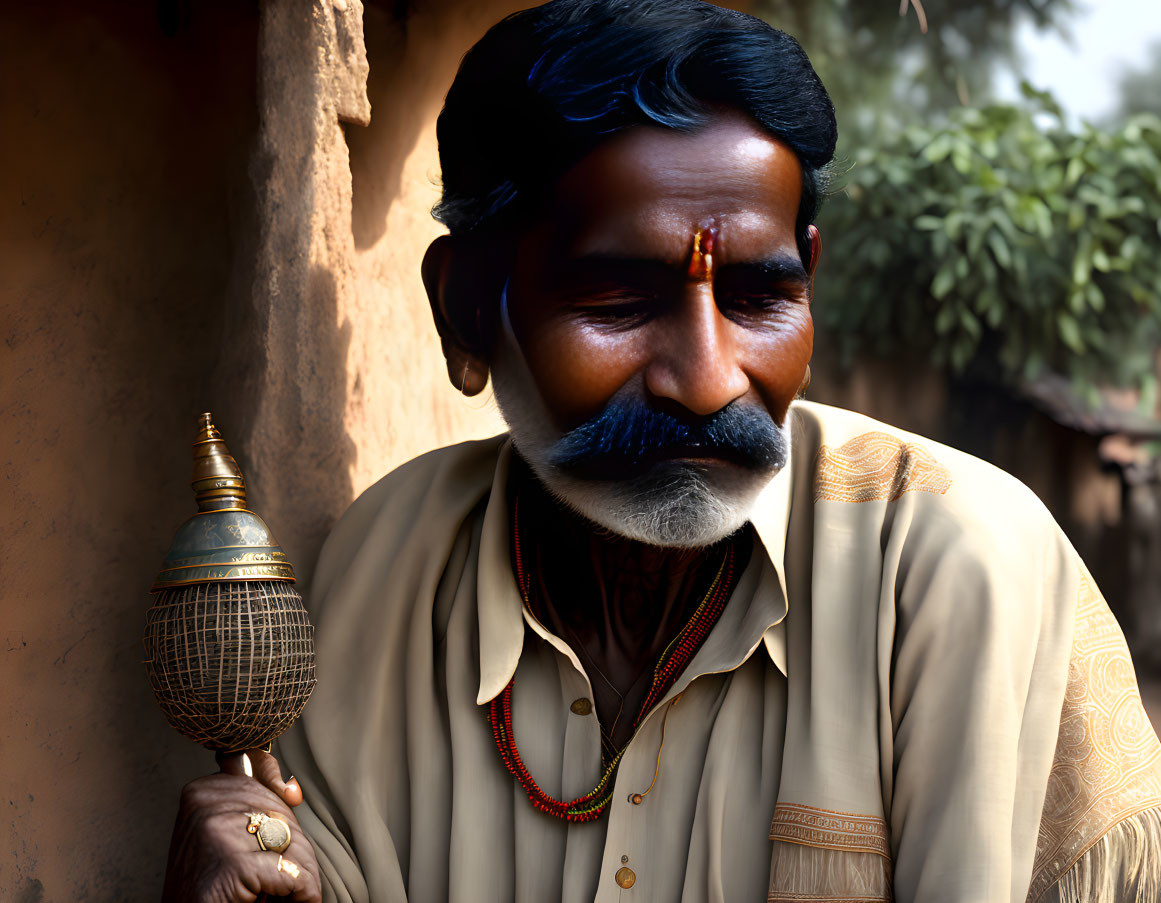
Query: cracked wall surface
[
  {"left": 0, "top": 0, "right": 517, "bottom": 897},
  {"left": 1, "top": 4, "right": 262, "bottom": 899}
]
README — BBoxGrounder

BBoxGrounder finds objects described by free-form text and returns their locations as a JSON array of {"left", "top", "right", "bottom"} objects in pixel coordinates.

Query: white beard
[{"left": 488, "top": 284, "right": 789, "bottom": 549}]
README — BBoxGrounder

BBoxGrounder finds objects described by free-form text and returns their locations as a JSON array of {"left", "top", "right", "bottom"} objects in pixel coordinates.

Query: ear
[
  {"left": 805, "top": 224, "right": 822, "bottom": 278},
  {"left": 422, "top": 235, "right": 491, "bottom": 397}
]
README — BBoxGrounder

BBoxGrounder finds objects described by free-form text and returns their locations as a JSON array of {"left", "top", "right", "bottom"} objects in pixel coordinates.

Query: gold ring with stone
[{"left": 246, "top": 812, "right": 292, "bottom": 854}]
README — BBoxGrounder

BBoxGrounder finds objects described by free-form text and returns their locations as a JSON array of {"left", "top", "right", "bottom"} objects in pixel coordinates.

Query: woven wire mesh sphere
[{"left": 142, "top": 580, "right": 316, "bottom": 752}]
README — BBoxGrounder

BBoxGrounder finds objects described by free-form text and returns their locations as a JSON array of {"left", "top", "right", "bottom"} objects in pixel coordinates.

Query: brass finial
[
  {"left": 191, "top": 412, "right": 247, "bottom": 511},
  {"left": 150, "top": 413, "right": 295, "bottom": 590}
]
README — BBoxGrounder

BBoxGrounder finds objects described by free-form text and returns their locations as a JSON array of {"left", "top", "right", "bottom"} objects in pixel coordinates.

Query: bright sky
[{"left": 993, "top": 0, "right": 1161, "bottom": 124}]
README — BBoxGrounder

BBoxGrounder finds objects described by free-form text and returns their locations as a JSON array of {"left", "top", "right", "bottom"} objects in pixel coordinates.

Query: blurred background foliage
[
  {"left": 756, "top": 0, "right": 1161, "bottom": 403},
  {"left": 825, "top": 101, "right": 1161, "bottom": 393}
]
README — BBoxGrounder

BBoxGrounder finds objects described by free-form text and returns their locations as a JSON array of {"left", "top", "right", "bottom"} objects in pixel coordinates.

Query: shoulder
[
  {"left": 787, "top": 407, "right": 1083, "bottom": 713},
  {"left": 789, "top": 402, "right": 1078, "bottom": 617},
  {"left": 790, "top": 400, "right": 1052, "bottom": 538},
  {"left": 332, "top": 434, "right": 507, "bottom": 534},
  {"left": 308, "top": 434, "right": 508, "bottom": 609}
]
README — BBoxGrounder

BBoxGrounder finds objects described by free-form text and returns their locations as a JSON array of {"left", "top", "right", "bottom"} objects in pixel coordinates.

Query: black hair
[{"left": 433, "top": 0, "right": 837, "bottom": 266}]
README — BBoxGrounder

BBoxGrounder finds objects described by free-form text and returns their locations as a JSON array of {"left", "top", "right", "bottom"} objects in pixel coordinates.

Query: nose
[{"left": 643, "top": 284, "right": 749, "bottom": 416}]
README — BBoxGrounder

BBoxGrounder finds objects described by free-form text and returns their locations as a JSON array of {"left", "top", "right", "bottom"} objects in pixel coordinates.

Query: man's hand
[{"left": 162, "top": 749, "right": 322, "bottom": 903}]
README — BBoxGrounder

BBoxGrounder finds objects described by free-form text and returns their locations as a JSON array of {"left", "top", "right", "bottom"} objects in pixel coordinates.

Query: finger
[
  {"left": 213, "top": 749, "right": 302, "bottom": 808},
  {"left": 248, "top": 748, "right": 303, "bottom": 807},
  {"left": 244, "top": 852, "right": 322, "bottom": 903}
]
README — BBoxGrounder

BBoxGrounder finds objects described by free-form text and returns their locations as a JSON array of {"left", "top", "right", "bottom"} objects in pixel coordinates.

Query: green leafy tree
[
  {"left": 819, "top": 92, "right": 1161, "bottom": 393},
  {"left": 754, "top": 1, "right": 1161, "bottom": 396}
]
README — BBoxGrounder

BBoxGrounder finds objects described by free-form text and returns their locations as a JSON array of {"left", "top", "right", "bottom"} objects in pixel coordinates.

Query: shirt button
[
  {"left": 615, "top": 867, "right": 636, "bottom": 888},
  {"left": 570, "top": 697, "right": 593, "bottom": 716}
]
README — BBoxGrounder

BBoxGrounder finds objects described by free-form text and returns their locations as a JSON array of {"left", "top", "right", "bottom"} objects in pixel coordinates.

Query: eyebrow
[
  {"left": 551, "top": 254, "right": 682, "bottom": 286},
  {"left": 556, "top": 251, "right": 808, "bottom": 284},
  {"left": 718, "top": 254, "right": 809, "bottom": 285}
]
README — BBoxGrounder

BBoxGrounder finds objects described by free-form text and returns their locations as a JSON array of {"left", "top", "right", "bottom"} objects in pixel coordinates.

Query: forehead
[{"left": 540, "top": 114, "right": 804, "bottom": 260}]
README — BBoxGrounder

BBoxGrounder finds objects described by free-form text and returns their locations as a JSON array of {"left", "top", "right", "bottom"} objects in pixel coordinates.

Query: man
[{"left": 163, "top": 1, "right": 1161, "bottom": 901}]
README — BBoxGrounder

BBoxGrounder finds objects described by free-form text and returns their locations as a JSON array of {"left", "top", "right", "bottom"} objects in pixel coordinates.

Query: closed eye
[
  {"left": 573, "top": 290, "right": 659, "bottom": 325},
  {"left": 715, "top": 258, "right": 808, "bottom": 319}
]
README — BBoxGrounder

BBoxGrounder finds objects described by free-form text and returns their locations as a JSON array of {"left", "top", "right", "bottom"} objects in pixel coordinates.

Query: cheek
[
  {"left": 518, "top": 320, "right": 646, "bottom": 428},
  {"left": 745, "top": 307, "right": 813, "bottom": 420}
]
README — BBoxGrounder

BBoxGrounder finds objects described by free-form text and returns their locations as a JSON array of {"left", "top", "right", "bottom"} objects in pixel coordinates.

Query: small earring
[
  {"left": 460, "top": 361, "right": 471, "bottom": 395},
  {"left": 796, "top": 365, "right": 811, "bottom": 399}
]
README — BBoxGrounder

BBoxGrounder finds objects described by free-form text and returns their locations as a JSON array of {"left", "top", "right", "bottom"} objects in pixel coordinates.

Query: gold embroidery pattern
[
  {"left": 814, "top": 433, "right": 952, "bottom": 504},
  {"left": 770, "top": 804, "right": 891, "bottom": 859},
  {"left": 1027, "top": 575, "right": 1161, "bottom": 902}
]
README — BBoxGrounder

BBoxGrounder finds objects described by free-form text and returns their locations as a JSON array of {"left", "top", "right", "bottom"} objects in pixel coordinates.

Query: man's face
[{"left": 488, "top": 113, "right": 816, "bottom": 546}]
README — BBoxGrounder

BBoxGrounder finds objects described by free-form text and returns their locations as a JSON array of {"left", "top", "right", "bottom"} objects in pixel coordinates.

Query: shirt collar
[{"left": 476, "top": 433, "right": 795, "bottom": 705}]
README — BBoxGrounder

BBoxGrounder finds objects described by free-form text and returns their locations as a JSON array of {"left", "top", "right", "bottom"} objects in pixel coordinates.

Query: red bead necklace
[{"left": 487, "top": 496, "right": 737, "bottom": 822}]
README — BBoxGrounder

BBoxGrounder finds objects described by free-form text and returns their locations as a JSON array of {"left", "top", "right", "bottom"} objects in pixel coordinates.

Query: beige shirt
[{"left": 277, "top": 401, "right": 1161, "bottom": 903}]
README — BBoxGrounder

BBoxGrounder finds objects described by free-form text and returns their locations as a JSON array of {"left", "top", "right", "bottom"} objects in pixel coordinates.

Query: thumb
[
  {"left": 215, "top": 749, "right": 303, "bottom": 807},
  {"left": 249, "top": 748, "right": 303, "bottom": 808}
]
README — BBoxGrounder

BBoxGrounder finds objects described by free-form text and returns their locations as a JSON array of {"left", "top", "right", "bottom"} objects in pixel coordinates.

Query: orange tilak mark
[{"left": 686, "top": 226, "right": 718, "bottom": 281}]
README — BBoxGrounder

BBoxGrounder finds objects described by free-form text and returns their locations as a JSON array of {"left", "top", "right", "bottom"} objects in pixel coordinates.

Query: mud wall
[{"left": 0, "top": 1, "right": 513, "bottom": 897}]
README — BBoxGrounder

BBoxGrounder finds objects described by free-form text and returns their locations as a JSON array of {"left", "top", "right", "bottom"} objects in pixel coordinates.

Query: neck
[{"left": 510, "top": 457, "right": 748, "bottom": 738}]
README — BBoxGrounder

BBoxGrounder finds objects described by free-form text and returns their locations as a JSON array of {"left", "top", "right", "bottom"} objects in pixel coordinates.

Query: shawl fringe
[
  {"left": 768, "top": 840, "right": 892, "bottom": 902},
  {"left": 1046, "top": 806, "right": 1161, "bottom": 903}
]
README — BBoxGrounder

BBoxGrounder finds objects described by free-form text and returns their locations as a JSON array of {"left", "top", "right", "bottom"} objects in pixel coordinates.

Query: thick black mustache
[{"left": 547, "top": 398, "right": 785, "bottom": 479}]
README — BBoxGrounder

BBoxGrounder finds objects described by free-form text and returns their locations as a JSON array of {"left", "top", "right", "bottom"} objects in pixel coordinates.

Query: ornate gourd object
[{"left": 142, "top": 413, "right": 316, "bottom": 753}]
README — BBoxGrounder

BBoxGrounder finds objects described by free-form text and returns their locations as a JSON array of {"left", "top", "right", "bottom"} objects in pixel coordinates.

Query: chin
[
  {"left": 538, "top": 460, "right": 776, "bottom": 548},
  {"left": 491, "top": 349, "right": 786, "bottom": 549}
]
